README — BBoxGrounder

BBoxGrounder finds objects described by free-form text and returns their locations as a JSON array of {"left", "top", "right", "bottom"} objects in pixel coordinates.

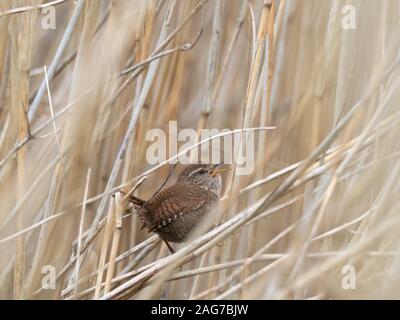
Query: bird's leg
[
  {"left": 163, "top": 241, "right": 182, "bottom": 271},
  {"left": 161, "top": 240, "right": 181, "bottom": 270},
  {"left": 163, "top": 240, "right": 175, "bottom": 254}
]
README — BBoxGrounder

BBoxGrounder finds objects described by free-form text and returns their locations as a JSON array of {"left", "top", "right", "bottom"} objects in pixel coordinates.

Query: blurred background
[{"left": 1, "top": 0, "right": 400, "bottom": 299}]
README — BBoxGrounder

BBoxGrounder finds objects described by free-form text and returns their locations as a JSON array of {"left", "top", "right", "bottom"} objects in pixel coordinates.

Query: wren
[{"left": 129, "top": 164, "right": 228, "bottom": 253}]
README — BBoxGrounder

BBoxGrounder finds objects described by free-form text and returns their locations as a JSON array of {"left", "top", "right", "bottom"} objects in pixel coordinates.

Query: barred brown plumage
[{"left": 129, "top": 164, "right": 229, "bottom": 253}]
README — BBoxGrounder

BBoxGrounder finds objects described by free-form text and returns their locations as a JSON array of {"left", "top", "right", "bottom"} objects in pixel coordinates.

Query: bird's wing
[{"left": 140, "top": 183, "right": 212, "bottom": 232}]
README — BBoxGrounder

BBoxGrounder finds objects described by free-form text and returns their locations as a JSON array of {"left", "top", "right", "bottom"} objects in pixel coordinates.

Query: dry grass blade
[{"left": 0, "top": 0, "right": 70, "bottom": 18}]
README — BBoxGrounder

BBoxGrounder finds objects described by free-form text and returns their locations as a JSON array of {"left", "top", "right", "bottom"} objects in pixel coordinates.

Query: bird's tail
[
  {"left": 125, "top": 195, "right": 148, "bottom": 230},
  {"left": 127, "top": 194, "right": 146, "bottom": 207}
]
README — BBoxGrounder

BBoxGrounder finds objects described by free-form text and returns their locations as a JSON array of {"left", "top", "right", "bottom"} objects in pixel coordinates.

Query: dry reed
[{"left": 1, "top": 0, "right": 400, "bottom": 300}]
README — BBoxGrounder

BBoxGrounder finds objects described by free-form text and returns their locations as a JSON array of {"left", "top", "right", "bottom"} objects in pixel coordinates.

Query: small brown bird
[{"left": 129, "top": 164, "right": 229, "bottom": 253}]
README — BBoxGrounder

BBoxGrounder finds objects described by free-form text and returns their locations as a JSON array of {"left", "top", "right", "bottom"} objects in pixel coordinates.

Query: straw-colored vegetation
[{"left": 1, "top": 0, "right": 400, "bottom": 300}]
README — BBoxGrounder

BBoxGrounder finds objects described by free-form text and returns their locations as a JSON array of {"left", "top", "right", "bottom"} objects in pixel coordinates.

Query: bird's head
[{"left": 177, "top": 163, "right": 230, "bottom": 196}]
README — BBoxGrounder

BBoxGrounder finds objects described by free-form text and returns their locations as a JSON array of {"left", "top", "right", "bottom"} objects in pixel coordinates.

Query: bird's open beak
[{"left": 210, "top": 164, "right": 231, "bottom": 176}]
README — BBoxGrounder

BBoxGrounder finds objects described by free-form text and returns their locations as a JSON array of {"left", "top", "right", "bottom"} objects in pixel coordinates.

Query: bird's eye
[{"left": 197, "top": 169, "right": 207, "bottom": 174}]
